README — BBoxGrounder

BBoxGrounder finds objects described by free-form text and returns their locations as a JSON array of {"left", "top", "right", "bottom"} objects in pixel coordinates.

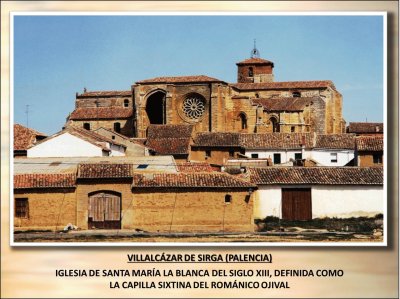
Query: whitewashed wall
[
  {"left": 311, "top": 150, "right": 354, "bottom": 166},
  {"left": 27, "top": 133, "right": 116, "bottom": 157},
  {"left": 244, "top": 149, "right": 309, "bottom": 163},
  {"left": 109, "top": 144, "right": 126, "bottom": 156},
  {"left": 255, "top": 185, "right": 383, "bottom": 219}
]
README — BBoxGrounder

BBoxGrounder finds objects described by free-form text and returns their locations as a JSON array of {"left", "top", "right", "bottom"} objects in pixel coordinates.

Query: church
[{"left": 65, "top": 45, "right": 346, "bottom": 138}]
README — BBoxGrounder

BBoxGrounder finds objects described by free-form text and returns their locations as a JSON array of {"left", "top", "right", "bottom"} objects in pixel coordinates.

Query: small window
[
  {"left": 294, "top": 153, "right": 302, "bottom": 160},
  {"left": 111, "top": 135, "right": 115, "bottom": 140},
  {"left": 225, "top": 194, "right": 232, "bottom": 204},
  {"left": 251, "top": 153, "right": 259, "bottom": 159},
  {"left": 373, "top": 153, "right": 383, "bottom": 164},
  {"left": 114, "top": 122, "right": 121, "bottom": 133},
  {"left": 205, "top": 150, "right": 211, "bottom": 158},
  {"left": 239, "top": 113, "right": 247, "bottom": 130},
  {"left": 291, "top": 126, "right": 295, "bottom": 133},
  {"left": 330, "top": 153, "right": 338, "bottom": 163},
  {"left": 229, "top": 150, "right": 235, "bottom": 157},
  {"left": 255, "top": 93, "right": 260, "bottom": 98},
  {"left": 292, "top": 91, "right": 301, "bottom": 97},
  {"left": 15, "top": 198, "right": 28, "bottom": 218},
  {"left": 123, "top": 99, "right": 129, "bottom": 108},
  {"left": 83, "top": 123, "right": 90, "bottom": 130},
  {"left": 137, "top": 164, "right": 148, "bottom": 169},
  {"left": 244, "top": 195, "right": 250, "bottom": 204},
  {"left": 273, "top": 153, "right": 281, "bottom": 164},
  {"left": 248, "top": 67, "right": 254, "bottom": 77}
]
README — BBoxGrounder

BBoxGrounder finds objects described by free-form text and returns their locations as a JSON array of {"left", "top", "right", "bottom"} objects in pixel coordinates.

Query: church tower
[{"left": 236, "top": 40, "right": 274, "bottom": 83}]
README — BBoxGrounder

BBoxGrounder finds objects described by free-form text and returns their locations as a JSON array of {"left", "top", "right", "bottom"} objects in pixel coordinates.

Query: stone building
[{"left": 64, "top": 47, "right": 345, "bottom": 137}]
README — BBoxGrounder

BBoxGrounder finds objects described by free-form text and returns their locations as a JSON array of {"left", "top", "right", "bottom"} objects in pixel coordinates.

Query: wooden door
[
  {"left": 282, "top": 188, "right": 312, "bottom": 221},
  {"left": 88, "top": 192, "right": 121, "bottom": 229}
]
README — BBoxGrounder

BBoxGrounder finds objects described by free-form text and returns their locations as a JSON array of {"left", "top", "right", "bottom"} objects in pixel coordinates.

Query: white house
[
  {"left": 27, "top": 127, "right": 126, "bottom": 158},
  {"left": 312, "top": 134, "right": 355, "bottom": 166},
  {"left": 249, "top": 167, "right": 383, "bottom": 220}
]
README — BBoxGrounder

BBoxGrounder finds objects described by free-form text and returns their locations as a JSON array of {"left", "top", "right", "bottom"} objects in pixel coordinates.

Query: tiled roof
[
  {"left": 348, "top": 122, "right": 384, "bottom": 134},
  {"left": 231, "top": 80, "right": 336, "bottom": 91},
  {"left": 146, "top": 138, "right": 191, "bottom": 155},
  {"left": 78, "top": 163, "right": 133, "bottom": 178},
  {"left": 77, "top": 90, "right": 132, "bottom": 97},
  {"left": 356, "top": 136, "right": 384, "bottom": 151},
  {"left": 252, "top": 97, "right": 318, "bottom": 112},
  {"left": 147, "top": 124, "right": 194, "bottom": 139},
  {"left": 136, "top": 75, "right": 225, "bottom": 84},
  {"left": 14, "top": 124, "right": 47, "bottom": 151},
  {"left": 315, "top": 134, "right": 356, "bottom": 150},
  {"left": 176, "top": 162, "right": 214, "bottom": 172},
  {"left": 193, "top": 132, "right": 241, "bottom": 147},
  {"left": 14, "top": 173, "right": 76, "bottom": 189},
  {"left": 240, "top": 133, "right": 314, "bottom": 149},
  {"left": 69, "top": 107, "right": 133, "bottom": 120},
  {"left": 236, "top": 57, "right": 274, "bottom": 65},
  {"left": 248, "top": 167, "right": 383, "bottom": 185},
  {"left": 132, "top": 172, "right": 256, "bottom": 188}
]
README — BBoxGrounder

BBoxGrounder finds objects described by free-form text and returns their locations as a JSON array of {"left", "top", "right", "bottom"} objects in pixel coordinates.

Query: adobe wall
[{"left": 67, "top": 119, "right": 134, "bottom": 137}]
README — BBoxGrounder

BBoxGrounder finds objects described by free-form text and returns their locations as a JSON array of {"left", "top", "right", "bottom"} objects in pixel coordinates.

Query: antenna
[
  {"left": 25, "top": 104, "right": 30, "bottom": 127},
  {"left": 251, "top": 39, "right": 260, "bottom": 58}
]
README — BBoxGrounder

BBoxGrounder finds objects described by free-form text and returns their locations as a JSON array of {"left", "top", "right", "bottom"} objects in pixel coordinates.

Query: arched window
[
  {"left": 123, "top": 99, "right": 129, "bottom": 108},
  {"left": 239, "top": 113, "right": 247, "bottom": 130},
  {"left": 114, "top": 122, "right": 121, "bottom": 133},
  {"left": 83, "top": 123, "right": 90, "bottom": 130},
  {"left": 225, "top": 194, "right": 232, "bottom": 204},
  {"left": 292, "top": 91, "right": 301, "bottom": 97},
  {"left": 248, "top": 67, "right": 254, "bottom": 77},
  {"left": 270, "top": 117, "right": 280, "bottom": 132}
]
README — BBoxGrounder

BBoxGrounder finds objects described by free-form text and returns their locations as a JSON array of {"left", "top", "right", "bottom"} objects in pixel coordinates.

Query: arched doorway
[
  {"left": 238, "top": 112, "right": 247, "bottom": 130},
  {"left": 88, "top": 191, "right": 121, "bottom": 229},
  {"left": 270, "top": 117, "right": 280, "bottom": 132},
  {"left": 146, "top": 91, "right": 166, "bottom": 124}
]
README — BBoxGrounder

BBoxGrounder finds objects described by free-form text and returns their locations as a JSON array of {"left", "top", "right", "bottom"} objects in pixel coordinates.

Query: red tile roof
[
  {"left": 14, "top": 124, "right": 47, "bottom": 151},
  {"left": 78, "top": 163, "right": 133, "bottom": 178},
  {"left": 147, "top": 124, "right": 194, "bottom": 139},
  {"left": 236, "top": 57, "right": 274, "bottom": 65},
  {"left": 252, "top": 97, "right": 319, "bottom": 112},
  {"left": 231, "top": 80, "right": 336, "bottom": 91},
  {"left": 77, "top": 90, "right": 132, "bottom": 97},
  {"left": 176, "top": 162, "right": 214, "bottom": 172},
  {"left": 249, "top": 167, "right": 383, "bottom": 185},
  {"left": 348, "top": 122, "right": 384, "bottom": 134},
  {"left": 136, "top": 75, "right": 225, "bottom": 84},
  {"left": 132, "top": 172, "right": 256, "bottom": 188},
  {"left": 146, "top": 138, "right": 191, "bottom": 155},
  {"left": 69, "top": 107, "right": 133, "bottom": 120},
  {"left": 356, "top": 136, "right": 384, "bottom": 151},
  {"left": 315, "top": 134, "right": 356, "bottom": 150},
  {"left": 193, "top": 132, "right": 241, "bottom": 147},
  {"left": 14, "top": 173, "right": 76, "bottom": 189},
  {"left": 240, "top": 133, "right": 314, "bottom": 149}
]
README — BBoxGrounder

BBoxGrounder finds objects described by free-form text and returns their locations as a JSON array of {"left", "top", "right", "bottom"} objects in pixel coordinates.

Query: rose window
[{"left": 182, "top": 96, "right": 205, "bottom": 120}]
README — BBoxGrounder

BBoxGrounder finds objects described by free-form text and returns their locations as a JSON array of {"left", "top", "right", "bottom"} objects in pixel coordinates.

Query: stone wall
[{"left": 68, "top": 119, "right": 134, "bottom": 137}]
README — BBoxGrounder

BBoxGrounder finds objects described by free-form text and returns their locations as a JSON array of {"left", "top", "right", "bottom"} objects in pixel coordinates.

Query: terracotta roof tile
[
  {"left": 240, "top": 133, "right": 313, "bottom": 149},
  {"left": 146, "top": 138, "right": 191, "bottom": 155},
  {"left": 147, "top": 124, "right": 194, "bottom": 139},
  {"left": 348, "top": 122, "right": 384, "bottom": 134},
  {"left": 252, "top": 97, "right": 319, "bottom": 112},
  {"left": 236, "top": 57, "right": 274, "bottom": 65},
  {"left": 136, "top": 75, "right": 224, "bottom": 84},
  {"left": 231, "top": 80, "right": 336, "bottom": 91},
  {"left": 315, "top": 134, "right": 356, "bottom": 150},
  {"left": 14, "top": 124, "right": 47, "bottom": 151},
  {"left": 356, "top": 136, "right": 384, "bottom": 151},
  {"left": 77, "top": 90, "right": 132, "bottom": 97},
  {"left": 14, "top": 173, "right": 76, "bottom": 189},
  {"left": 249, "top": 167, "right": 383, "bottom": 185},
  {"left": 132, "top": 172, "right": 256, "bottom": 188},
  {"left": 193, "top": 132, "right": 241, "bottom": 147},
  {"left": 78, "top": 163, "right": 133, "bottom": 178},
  {"left": 176, "top": 162, "right": 214, "bottom": 172},
  {"left": 69, "top": 107, "right": 133, "bottom": 120}
]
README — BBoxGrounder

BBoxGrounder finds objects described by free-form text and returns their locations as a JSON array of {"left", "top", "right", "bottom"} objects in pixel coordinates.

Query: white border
[{"left": 10, "top": 11, "right": 388, "bottom": 247}]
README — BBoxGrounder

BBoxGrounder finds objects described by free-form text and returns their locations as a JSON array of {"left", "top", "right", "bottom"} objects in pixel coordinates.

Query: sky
[{"left": 13, "top": 15, "right": 384, "bottom": 135}]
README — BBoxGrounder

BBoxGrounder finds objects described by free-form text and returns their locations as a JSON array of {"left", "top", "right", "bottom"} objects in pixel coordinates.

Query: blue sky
[{"left": 13, "top": 15, "right": 384, "bottom": 135}]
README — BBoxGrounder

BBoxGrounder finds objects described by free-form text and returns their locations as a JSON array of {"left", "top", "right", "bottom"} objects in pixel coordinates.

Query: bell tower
[{"left": 237, "top": 40, "right": 274, "bottom": 83}]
